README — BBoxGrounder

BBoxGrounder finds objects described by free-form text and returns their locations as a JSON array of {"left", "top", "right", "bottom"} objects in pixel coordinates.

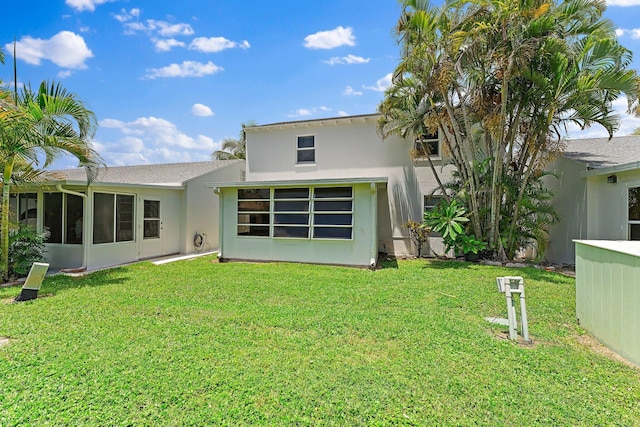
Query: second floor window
[
  {"left": 297, "top": 135, "right": 315, "bottom": 164},
  {"left": 414, "top": 132, "right": 439, "bottom": 157}
]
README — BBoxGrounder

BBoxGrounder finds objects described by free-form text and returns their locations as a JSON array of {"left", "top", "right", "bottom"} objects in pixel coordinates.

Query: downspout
[
  {"left": 213, "top": 187, "right": 223, "bottom": 260},
  {"left": 56, "top": 184, "right": 89, "bottom": 272},
  {"left": 370, "top": 182, "right": 378, "bottom": 269}
]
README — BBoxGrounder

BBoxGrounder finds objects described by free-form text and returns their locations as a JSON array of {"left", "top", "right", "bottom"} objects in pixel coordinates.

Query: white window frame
[
  {"left": 93, "top": 192, "right": 136, "bottom": 245},
  {"left": 296, "top": 135, "right": 315, "bottom": 164},
  {"left": 414, "top": 132, "right": 440, "bottom": 158},
  {"left": 628, "top": 185, "right": 640, "bottom": 240}
]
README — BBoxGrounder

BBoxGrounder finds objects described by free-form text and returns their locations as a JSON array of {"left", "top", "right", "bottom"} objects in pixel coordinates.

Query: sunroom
[{"left": 209, "top": 177, "right": 388, "bottom": 268}]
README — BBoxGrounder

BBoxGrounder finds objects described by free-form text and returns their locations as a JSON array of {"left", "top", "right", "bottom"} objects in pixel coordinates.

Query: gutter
[{"left": 56, "top": 184, "right": 89, "bottom": 272}]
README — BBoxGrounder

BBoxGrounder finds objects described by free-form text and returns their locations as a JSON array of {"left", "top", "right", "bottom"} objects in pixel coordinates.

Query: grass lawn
[{"left": 1, "top": 257, "right": 638, "bottom": 425}]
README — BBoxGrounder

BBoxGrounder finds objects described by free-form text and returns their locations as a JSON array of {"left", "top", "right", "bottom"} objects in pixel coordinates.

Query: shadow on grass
[{"left": 0, "top": 267, "right": 132, "bottom": 300}]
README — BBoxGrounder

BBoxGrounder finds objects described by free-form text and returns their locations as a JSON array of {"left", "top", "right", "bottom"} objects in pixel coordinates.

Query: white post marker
[{"left": 495, "top": 276, "right": 531, "bottom": 343}]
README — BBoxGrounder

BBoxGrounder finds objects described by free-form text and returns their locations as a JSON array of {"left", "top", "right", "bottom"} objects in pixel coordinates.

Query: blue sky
[{"left": 2, "top": 0, "right": 640, "bottom": 168}]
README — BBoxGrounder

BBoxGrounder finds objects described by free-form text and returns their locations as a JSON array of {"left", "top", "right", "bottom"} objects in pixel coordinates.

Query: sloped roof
[
  {"left": 54, "top": 159, "right": 243, "bottom": 187},
  {"left": 562, "top": 136, "right": 640, "bottom": 169}
]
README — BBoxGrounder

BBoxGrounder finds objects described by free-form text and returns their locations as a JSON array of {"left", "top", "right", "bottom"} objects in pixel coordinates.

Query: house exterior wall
[
  {"left": 184, "top": 162, "right": 245, "bottom": 254},
  {"left": 245, "top": 117, "right": 454, "bottom": 257},
  {"left": 218, "top": 182, "right": 379, "bottom": 267},
  {"left": 586, "top": 168, "right": 640, "bottom": 241},
  {"left": 545, "top": 157, "right": 589, "bottom": 264}
]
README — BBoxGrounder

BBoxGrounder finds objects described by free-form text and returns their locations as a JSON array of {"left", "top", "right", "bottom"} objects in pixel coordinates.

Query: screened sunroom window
[
  {"left": 93, "top": 193, "right": 134, "bottom": 244},
  {"left": 629, "top": 187, "right": 640, "bottom": 240}
]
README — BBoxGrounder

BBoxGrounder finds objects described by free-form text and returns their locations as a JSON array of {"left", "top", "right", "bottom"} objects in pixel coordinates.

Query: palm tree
[
  {"left": 0, "top": 80, "right": 102, "bottom": 280},
  {"left": 212, "top": 120, "right": 256, "bottom": 160},
  {"left": 380, "top": 0, "right": 639, "bottom": 260}
]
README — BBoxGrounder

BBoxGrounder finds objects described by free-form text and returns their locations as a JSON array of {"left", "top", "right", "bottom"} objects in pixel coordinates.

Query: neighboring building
[
  {"left": 547, "top": 136, "right": 640, "bottom": 264},
  {"left": 208, "top": 114, "right": 455, "bottom": 267},
  {"left": 10, "top": 160, "right": 244, "bottom": 271}
]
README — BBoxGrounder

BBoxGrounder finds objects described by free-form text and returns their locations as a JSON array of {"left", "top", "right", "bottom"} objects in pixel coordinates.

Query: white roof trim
[
  {"left": 245, "top": 114, "right": 381, "bottom": 132},
  {"left": 206, "top": 177, "right": 388, "bottom": 189},
  {"left": 581, "top": 160, "right": 640, "bottom": 177}
]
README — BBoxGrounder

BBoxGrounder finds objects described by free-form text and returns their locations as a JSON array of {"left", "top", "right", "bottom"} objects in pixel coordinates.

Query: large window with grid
[{"left": 237, "top": 187, "right": 353, "bottom": 240}]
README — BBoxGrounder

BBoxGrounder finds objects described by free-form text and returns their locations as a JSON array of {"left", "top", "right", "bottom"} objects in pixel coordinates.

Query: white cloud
[
  {"left": 343, "top": 86, "right": 363, "bottom": 96},
  {"left": 124, "top": 20, "right": 194, "bottom": 37},
  {"left": 57, "top": 70, "right": 73, "bottom": 79},
  {"left": 616, "top": 28, "right": 640, "bottom": 38},
  {"left": 114, "top": 8, "right": 141, "bottom": 23},
  {"left": 304, "top": 26, "right": 355, "bottom": 49},
  {"left": 324, "top": 54, "right": 370, "bottom": 65},
  {"left": 189, "top": 37, "right": 251, "bottom": 53},
  {"left": 606, "top": 0, "right": 640, "bottom": 5},
  {"left": 8, "top": 31, "right": 93, "bottom": 69},
  {"left": 287, "top": 106, "right": 333, "bottom": 118},
  {"left": 144, "top": 61, "right": 223, "bottom": 79},
  {"left": 192, "top": 103, "right": 215, "bottom": 117},
  {"left": 152, "top": 38, "right": 185, "bottom": 52},
  {"left": 338, "top": 111, "right": 349, "bottom": 117},
  {"left": 364, "top": 73, "right": 392, "bottom": 92},
  {"left": 66, "top": 0, "right": 114, "bottom": 12},
  {"left": 96, "top": 116, "right": 221, "bottom": 165}
]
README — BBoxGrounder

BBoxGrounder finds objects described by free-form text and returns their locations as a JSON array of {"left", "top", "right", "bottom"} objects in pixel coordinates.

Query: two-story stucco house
[
  {"left": 208, "top": 113, "right": 455, "bottom": 268},
  {"left": 209, "top": 113, "right": 640, "bottom": 268}
]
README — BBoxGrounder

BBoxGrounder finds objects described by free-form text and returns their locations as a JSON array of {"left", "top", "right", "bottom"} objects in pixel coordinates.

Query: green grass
[{"left": 1, "top": 257, "right": 638, "bottom": 426}]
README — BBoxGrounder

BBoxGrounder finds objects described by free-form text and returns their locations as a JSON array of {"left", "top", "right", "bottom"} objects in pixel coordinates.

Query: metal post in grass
[{"left": 496, "top": 276, "right": 531, "bottom": 343}]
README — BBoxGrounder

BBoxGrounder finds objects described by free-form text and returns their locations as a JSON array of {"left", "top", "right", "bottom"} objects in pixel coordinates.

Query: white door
[{"left": 138, "top": 196, "right": 164, "bottom": 259}]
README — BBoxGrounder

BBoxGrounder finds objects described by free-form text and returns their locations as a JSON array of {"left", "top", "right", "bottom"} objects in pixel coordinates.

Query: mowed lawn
[{"left": 1, "top": 257, "right": 638, "bottom": 426}]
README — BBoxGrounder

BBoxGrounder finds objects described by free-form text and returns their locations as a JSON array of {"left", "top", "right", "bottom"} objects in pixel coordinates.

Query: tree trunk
[{"left": 1, "top": 156, "right": 15, "bottom": 281}]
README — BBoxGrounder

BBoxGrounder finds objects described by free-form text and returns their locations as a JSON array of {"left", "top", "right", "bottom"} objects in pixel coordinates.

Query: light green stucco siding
[{"left": 575, "top": 241, "right": 640, "bottom": 367}]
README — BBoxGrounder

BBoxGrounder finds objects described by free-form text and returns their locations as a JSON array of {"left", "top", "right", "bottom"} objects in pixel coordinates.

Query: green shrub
[{"left": 8, "top": 221, "right": 46, "bottom": 279}]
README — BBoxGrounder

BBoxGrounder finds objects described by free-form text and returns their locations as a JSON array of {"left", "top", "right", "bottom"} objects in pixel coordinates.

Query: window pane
[
  {"left": 44, "top": 193, "right": 63, "bottom": 244},
  {"left": 9, "top": 195, "right": 17, "bottom": 222},
  {"left": 238, "top": 200, "right": 270, "bottom": 212},
  {"left": 144, "top": 200, "right": 160, "bottom": 218},
  {"left": 297, "top": 149, "right": 315, "bottom": 163},
  {"left": 275, "top": 214, "right": 309, "bottom": 225},
  {"left": 297, "top": 136, "right": 314, "bottom": 149},
  {"left": 314, "top": 213, "right": 352, "bottom": 226},
  {"left": 274, "top": 188, "right": 309, "bottom": 199},
  {"left": 314, "top": 227, "right": 352, "bottom": 239},
  {"left": 314, "top": 200, "right": 352, "bottom": 211},
  {"left": 238, "top": 188, "right": 270, "bottom": 199},
  {"left": 19, "top": 193, "right": 38, "bottom": 226},
  {"left": 424, "top": 195, "right": 444, "bottom": 212},
  {"left": 414, "top": 137, "right": 439, "bottom": 157},
  {"left": 65, "top": 194, "right": 84, "bottom": 245},
  {"left": 314, "top": 187, "right": 352, "bottom": 199},
  {"left": 116, "top": 195, "right": 134, "bottom": 242},
  {"left": 144, "top": 220, "right": 160, "bottom": 239},
  {"left": 94, "top": 193, "right": 114, "bottom": 244},
  {"left": 629, "top": 187, "right": 640, "bottom": 221},
  {"left": 238, "top": 213, "right": 270, "bottom": 225},
  {"left": 274, "top": 226, "right": 309, "bottom": 238},
  {"left": 238, "top": 225, "right": 269, "bottom": 236},
  {"left": 274, "top": 200, "right": 309, "bottom": 212}
]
